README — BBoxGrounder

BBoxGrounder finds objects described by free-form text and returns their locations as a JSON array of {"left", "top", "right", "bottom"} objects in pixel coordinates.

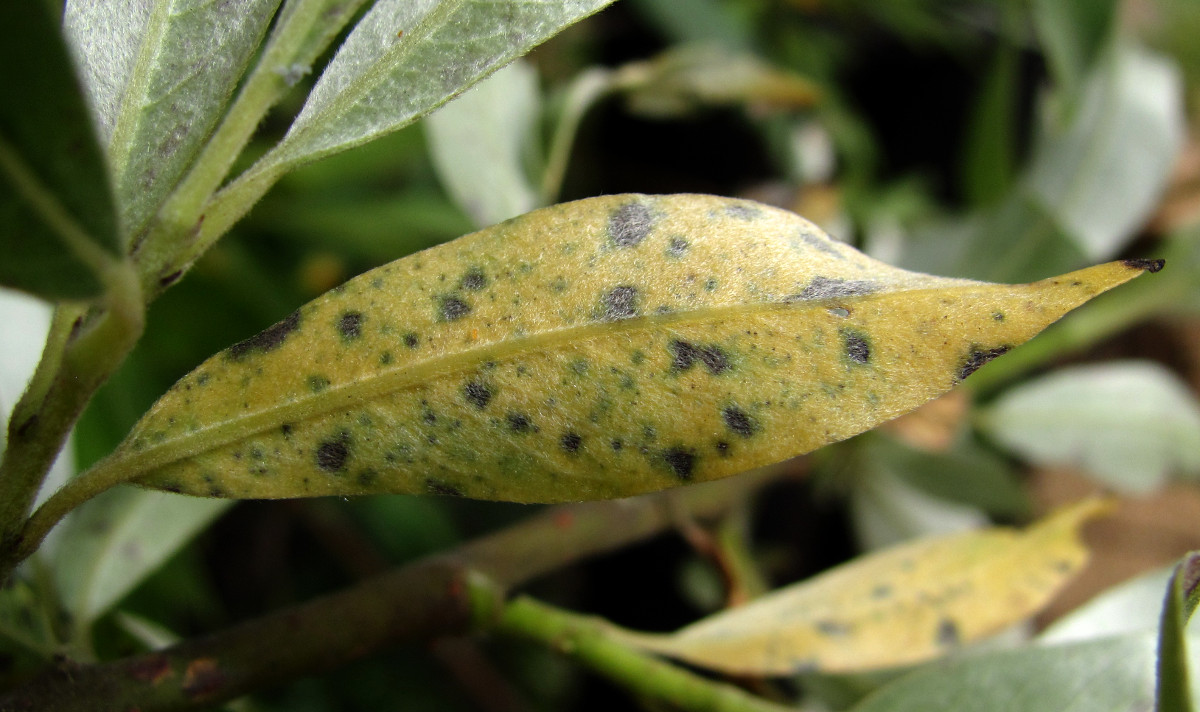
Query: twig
[{"left": 0, "top": 470, "right": 781, "bottom": 711}]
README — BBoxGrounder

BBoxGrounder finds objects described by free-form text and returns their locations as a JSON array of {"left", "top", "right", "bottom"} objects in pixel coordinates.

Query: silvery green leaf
[
  {"left": 978, "top": 361, "right": 1200, "bottom": 493},
  {"left": 64, "top": 0, "right": 280, "bottom": 239},
  {"left": 1024, "top": 43, "right": 1184, "bottom": 260},
  {"left": 426, "top": 59, "right": 542, "bottom": 228},
  {"left": 261, "top": 0, "right": 614, "bottom": 172},
  {"left": 849, "top": 635, "right": 1156, "bottom": 712},
  {"left": 51, "top": 487, "right": 229, "bottom": 627}
]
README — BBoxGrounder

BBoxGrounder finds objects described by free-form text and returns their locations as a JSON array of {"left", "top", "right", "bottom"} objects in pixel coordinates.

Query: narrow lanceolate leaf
[
  {"left": 64, "top": 0, "right": 279, "bottom": 239},
  {"left": 0, "top": 3, "right": 120, "bottom": 300},
  {"left": 257, "top": 0, "right": 614, "bottom": 174},
  {"left": 110, "top": 194, "right": 1154, "bottom": 502},
  {"left": 616, "top": 499, "right": 1110, "bottom": 675}
]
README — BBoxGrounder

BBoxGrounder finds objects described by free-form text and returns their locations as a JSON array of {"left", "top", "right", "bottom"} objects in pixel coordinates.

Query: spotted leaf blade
[
  {"left": 615, "top": 499, "right": 1111, "bottom": 675},
  {"left": 113, "top": 194, "right": 1153, "bottom": 502}
]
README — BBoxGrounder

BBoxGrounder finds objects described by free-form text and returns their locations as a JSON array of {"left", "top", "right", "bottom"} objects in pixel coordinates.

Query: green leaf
[
  {"left": 978, "top": 361, "right": 1200, "bottom": 494},
  {"left": 0, "top": 2, "right": 120, "bottom": 300},
  {"left": 96, "top": 194, "right": 1154, "bottom": 503},
  {"left": 426, "top": 60, "right": 543, "bottom": 228},
  {"left": 850, "top": 634, "right": 1156, "bottom": 712},
  {"left": 50, "top": 487, "right": 229, "bottom": 627},
  {"left": 1024, "top": 43, "right": 1184, "bottom": 260},
  {"left": 254, "top": 0, "right": 615, "bottom": 176},
  {"left": 961, "top": 28, "right": 1019, "bottom": 207},
  {"left": 613, "top": 500, "right": 1108, "bottom": 674},
  {"left": 861, "top": 434, "right": 1028, "bottom": 520},
  {"left": 1158, "top": 552, "right": 1200, "bottom": 712},
  {"left": 64, "top": 0, "right": 280, "bottom": 240},
  {"left": 0, "top": 576, "right": 57, "bottom": 660},
  {"left": 1030, "top": 0, "right": 1119, "bottom": 93}
]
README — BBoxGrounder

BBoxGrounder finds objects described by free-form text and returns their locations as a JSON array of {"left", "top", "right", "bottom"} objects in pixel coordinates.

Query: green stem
[
  {"left": 496, "top": 596, "right": 792, "bottom": 712},
  {"left": 0, "top": 261, "right": 144, "bottom": 580},
  {"left": 135, "top": 0, "right": 368, "bottom": 298},
  {"left": 540, "top": 68, "right": 615, "bottom": 203}
]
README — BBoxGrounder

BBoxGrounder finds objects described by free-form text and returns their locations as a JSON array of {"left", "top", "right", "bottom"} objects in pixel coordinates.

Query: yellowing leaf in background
[
  {"left": 97, "top": 194, "right": 1153, "bottom": 503},
  {"left": 615, "top": 499, "right": 1111, "bottom": 674}
]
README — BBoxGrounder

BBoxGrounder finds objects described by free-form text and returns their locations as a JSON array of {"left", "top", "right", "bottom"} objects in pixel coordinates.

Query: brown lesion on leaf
[{"left": 841, "top": 329, "right": 871, "bottom": 365}]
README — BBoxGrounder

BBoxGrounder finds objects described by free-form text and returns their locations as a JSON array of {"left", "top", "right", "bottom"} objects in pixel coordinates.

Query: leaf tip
[{"left": 1121, "top": 258, "right": 1165, "bottom": 273}]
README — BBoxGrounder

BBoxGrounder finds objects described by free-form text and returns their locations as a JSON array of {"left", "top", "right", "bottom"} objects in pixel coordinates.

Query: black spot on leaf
[
  {"left": 426, "top": 479, "right": 464, "bottom": 497},
  {"left": 1122, "top": 258, "right": 1165, "bottom": 273},
  {"left": 560, "top": 431, "right": 583, "bottom": 453},
  {"left": 816, "top": 620, "right": 851, "bottom": 637},
  {"left": 936, "top": 619, "right": 961, "bottom": 647},
  {"left": 228, "top": 310, "right": 300, "bottom": 360},
  {"left": 843, "top": 330, "right": 870, "bottom": 364},
  {"left": 725, "top": 203, "right": 762, "bottom": 220},
  {"left": 338, "top": 311, "right": 363, "bottom": 340},
  {"left": 463, "top": 380, "right": 493, "bottom": 409},
  {"left": 604, "top": 285, "right": 640, "bottom": 320},
  {"left": 403, "top": 332, "right": 419, "bottom": 348},
  {"left": 662, "top": 446, "right": 697, "bottom": 480},
  {"left": 609, "top": 202, "right": 653, "bottom": 247},
  {"left": 666, "top": 236, "right": 688, "bottom": 257},
  {"left": 460, "top": 267, "right": 489, "bottom": 290},
  {"left": 316, "top": 433, "right": 350, "bottom": 472},
  {"left": 307, "top": 375, "right": 330, "bottom": 392},
  {"left": 438, "top": 295, "right": 472, "bottom": 321},
  {"left": 722, "top": 405, "right": 756, "bottom": 437},
  {"left": 788, "top": 276, "right": 879, "bottom": 301},
  {"left": 670, "top": 340, "right": 731, "bottom": 375},
  {"left": 958, "top": 346, "right": 1010, "bottom": 381},
  {"left": 507, "top": 412, "right": 534, "bottom": 433}
]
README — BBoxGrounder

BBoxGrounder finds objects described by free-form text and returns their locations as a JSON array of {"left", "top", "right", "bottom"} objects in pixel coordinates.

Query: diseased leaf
[
  {"left": 256, "top": 0, "right": 614, "bottom": 174},
  {"left": 51, "top": 487, "right": 229, "bottom": 627},
  {"left": 64, "top": 0, "right": 279, "bottom": 240},
  {"left": 0, "top": 2, "right": 121, "bottom": 300},
  {"left": 99, "top": 194, "right": 1154, "bottom": 503},
  {"left": 614, "top": 499, "right": 1108, "bottom": 675},
  {"left": 978, "top": 361, "right": 1200, "bottom": 494}
]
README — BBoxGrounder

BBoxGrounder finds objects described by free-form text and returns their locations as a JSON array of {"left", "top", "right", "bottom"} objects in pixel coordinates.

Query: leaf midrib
[{"left": 120, "top": 295, "right": 873, "bottom": 479}]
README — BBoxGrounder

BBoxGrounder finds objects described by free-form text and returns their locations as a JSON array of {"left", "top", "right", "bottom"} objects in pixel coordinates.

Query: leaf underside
[{"left": 112, "top": 194, "right": 1152, "bottom": 503}]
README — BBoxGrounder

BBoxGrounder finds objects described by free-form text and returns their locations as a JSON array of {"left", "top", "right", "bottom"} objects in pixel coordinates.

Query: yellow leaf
[
  {"left": 615, "top": 498, "right": 1112, "bottom": 674},
  {"left": 110, "top": 194, "right": 1153, "bottom": 502}
]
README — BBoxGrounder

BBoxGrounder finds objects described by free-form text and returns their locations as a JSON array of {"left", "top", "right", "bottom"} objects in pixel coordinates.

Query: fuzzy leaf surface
[
  {"left": 108, "top": 194, "right": 1152, "bottom": 502},
  {"left": 64, "top": 0, "right": 279, "bottom": 239},
  {"left": 616, "top": 499, "right": 1107, "bottom": 674},
  {"left": 0, "top": 3, "right": 120, "bottom": 299},
  {"left": 255, "top": 0, "right": 613, "bottom": 175}
]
